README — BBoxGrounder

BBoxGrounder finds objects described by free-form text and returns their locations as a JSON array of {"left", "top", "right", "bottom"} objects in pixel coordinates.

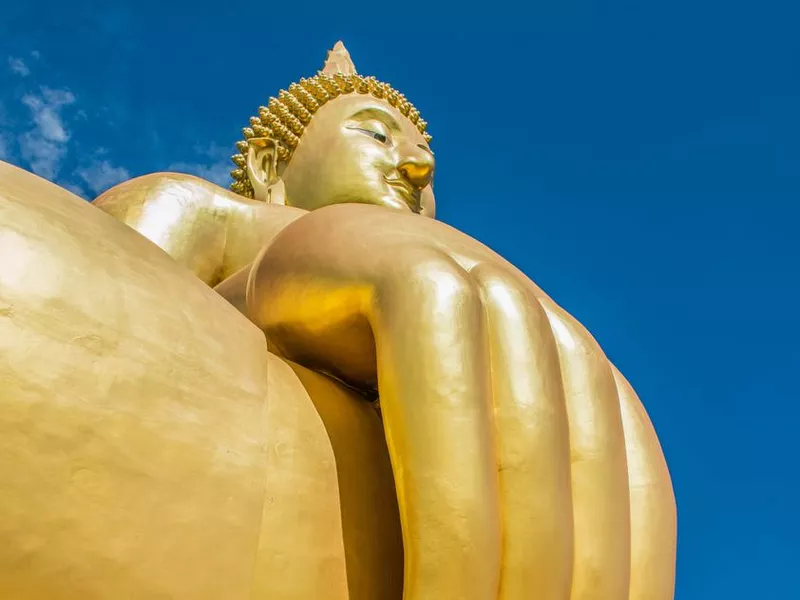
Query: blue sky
[{"left": 2, "top": 0, "right": 798, "bottom": 596}]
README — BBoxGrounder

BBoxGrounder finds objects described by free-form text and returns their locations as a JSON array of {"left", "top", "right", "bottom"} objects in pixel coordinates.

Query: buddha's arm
[
  {"left": 242, "top": 203, "right": 676, "bottom": 600},
  {"left": 93, "top": 173, "right": 306, "bottom": 286}
]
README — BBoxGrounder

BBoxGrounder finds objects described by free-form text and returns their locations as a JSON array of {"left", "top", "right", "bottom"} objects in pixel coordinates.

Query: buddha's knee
[{"left": 375, "top": 248, "right": 480, "bottom": 319}]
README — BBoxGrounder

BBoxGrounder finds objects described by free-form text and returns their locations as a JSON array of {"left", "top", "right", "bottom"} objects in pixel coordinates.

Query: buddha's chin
[
  {"left": 381, "top": 189, "right": 421, "bottom": 214},
  {"left": 341, "top": 193, "right": 416, "bottom": 214},
  {"left": 314, "top": 190, "right": 418, "bottom": 214}
]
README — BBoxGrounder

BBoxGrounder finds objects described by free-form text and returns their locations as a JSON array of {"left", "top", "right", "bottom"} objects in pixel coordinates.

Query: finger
[
  {"left": 471, "top": 263, "right": 573, "bottom": 600},
  {"left": 613, "top": 367, "right": 677, "bottom": 600},
  {"left": 375, "top": 252, "right": 502, "bottom": 600},
  {"left": 541, "top": 299, "right": 632, "bottom": 600}
]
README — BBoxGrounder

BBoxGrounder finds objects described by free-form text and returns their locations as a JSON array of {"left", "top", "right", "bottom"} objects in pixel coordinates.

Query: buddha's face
[{"left": 278, "top": 94, "right": 436, "bottom": 217}]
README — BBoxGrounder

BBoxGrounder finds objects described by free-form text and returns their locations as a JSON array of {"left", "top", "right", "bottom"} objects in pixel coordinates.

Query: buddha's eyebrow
[{"left": 349, "top": 107, "right": 401, "bottom": 132}]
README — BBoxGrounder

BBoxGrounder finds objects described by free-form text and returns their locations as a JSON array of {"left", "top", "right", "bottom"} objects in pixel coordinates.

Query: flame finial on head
[{"left": 322, "top": 41, "right": 357, "bottom": 76}]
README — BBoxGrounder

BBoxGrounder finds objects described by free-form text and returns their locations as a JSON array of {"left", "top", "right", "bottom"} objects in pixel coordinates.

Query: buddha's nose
[{"left": 398, "top": 145, "right": 435, "bottom": 190}]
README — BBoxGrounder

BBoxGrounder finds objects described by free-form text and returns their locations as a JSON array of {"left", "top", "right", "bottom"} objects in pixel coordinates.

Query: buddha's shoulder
[{"left": 92, "top": 171, "right": 260, "bottom": 218}]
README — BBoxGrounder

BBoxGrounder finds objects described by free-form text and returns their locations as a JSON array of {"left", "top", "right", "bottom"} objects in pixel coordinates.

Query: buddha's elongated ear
[{"left": 246, "top": 138, "right": 285, "bottom": 204}]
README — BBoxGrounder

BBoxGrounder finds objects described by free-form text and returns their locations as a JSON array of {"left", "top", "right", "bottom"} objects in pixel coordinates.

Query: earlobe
[{"left": 266, "top": 178, "right": 286, "bottom": 206}]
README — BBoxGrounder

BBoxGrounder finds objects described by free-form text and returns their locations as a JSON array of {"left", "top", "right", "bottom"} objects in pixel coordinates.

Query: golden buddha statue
[{"left": 0, "top": 42, "right": 676, "bottom": 600}]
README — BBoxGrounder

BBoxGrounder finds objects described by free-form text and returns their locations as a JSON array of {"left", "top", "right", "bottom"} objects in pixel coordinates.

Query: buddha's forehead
[{"left": 310, "top": 93, "right": 430, "bottom": 146}]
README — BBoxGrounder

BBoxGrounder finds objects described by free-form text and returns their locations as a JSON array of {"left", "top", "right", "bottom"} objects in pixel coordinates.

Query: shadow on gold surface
[{"left": 289, "top": 361, "right": 403, "bottom": 600}]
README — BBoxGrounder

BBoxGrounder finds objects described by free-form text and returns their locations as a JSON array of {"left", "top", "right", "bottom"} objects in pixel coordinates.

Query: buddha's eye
[
  {"left": 348, "top": 123, "right": 392, "bottom": 146},
  {"left": 355, "top": 128, "right": 389, "bottom": 145},
  {"left": 367, "top": 130, "right": 388, "bottom": 144}
]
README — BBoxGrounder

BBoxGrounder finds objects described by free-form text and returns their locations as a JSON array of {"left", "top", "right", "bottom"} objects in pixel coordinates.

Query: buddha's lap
[{"left": 0, "top": 161, "right": 401, "bottom": 599}]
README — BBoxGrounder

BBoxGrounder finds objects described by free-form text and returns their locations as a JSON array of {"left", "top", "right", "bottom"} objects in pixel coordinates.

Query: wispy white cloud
[
  {"left": 21, "top": 88, "right": 75, "bottom": 142},
  {"left": 18, "top": 132, "right": 67, "bottom": 180},
  {"left": 17, "top": 86, "right": 76, "bottom": 179},
  {"left": 3, "top": 55, "right": 130, "bottom": 196},
  {"left": 168, "top": 142, "right": 232, "bottom": 187},
  {"left": 8, "top": 56, "right": 30, "bottom": 77},
  {"left": 76, "top": 159, "right": 130, "bottom": 194}
]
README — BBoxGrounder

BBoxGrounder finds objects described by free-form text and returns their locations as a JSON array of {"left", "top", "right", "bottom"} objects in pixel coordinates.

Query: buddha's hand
[{"left": 247, "top": 204, "right": 675, "bottom": 600}]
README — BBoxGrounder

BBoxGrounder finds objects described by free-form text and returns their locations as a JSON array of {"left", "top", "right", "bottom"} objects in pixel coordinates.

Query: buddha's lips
[{"left": 385, "top": 177, "right": 421, "bottom": 212}]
